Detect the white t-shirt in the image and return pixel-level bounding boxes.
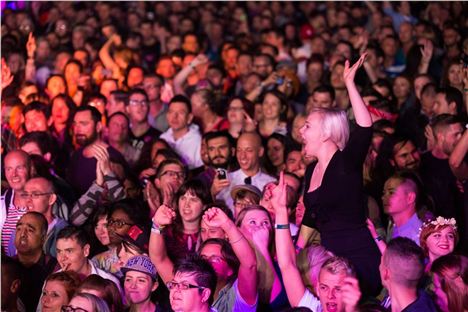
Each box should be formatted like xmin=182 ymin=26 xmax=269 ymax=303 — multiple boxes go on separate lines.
xmin=298 ymin=289 xmax=322 ymax=312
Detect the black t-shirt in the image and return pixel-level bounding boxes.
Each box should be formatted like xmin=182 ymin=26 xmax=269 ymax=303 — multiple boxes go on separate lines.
xmin=129 ymin=126 xmax=161 ymax=153
xmin=400 ymin=290 xmax=438 ymax=312
xmin=16 ymin=254 xmax=58 ymax=312
xmin=420 ymin=152 xmax=463 ymax=219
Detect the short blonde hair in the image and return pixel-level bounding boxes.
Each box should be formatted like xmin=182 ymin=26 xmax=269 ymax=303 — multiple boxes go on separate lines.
xmin=321 ymin=256 xmax=356 ymax=277
xmin=310 ymin=108 xmax=349 ymax=150
xmin=297 ymin=245 xmax=334 ymax=292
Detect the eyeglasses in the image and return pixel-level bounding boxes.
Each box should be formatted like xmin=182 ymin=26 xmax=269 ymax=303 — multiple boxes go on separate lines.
xmin=129 ymin=99 xmax=148 ymax=106
xmin=201 ymin=255 xmax=226 ymax=263
xmin=161 ymin=170 xmax=185 ymax=180
xmin=19 ymin=192 xmax=53 ymax=199
xmin=228 ymin=106 xmax=244 ymax=112
xmin=144 ymin=84 xmax=162 ymax=89
xmin=108 ymin=218 xmax=134 ymax=229
xmin=61 ymin=306 xmax=88 ymax=312
xmin=166 ymin=280 xmax=206 ymax=291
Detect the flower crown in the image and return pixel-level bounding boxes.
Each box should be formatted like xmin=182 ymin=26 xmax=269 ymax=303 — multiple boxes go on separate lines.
xmin=419 ymin=216 xmax=457 ymax=234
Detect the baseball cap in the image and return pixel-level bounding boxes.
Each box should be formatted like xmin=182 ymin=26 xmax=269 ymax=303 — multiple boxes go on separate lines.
xmin=230 ymin=184 xmax=262 ymax=201
xmin=121 ymin=255 xmax=158 ymax=281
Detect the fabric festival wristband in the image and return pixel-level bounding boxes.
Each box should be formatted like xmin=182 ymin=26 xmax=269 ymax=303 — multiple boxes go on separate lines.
xmin=275 ymin=224 xmax=289 ymax=230
xmin=151 ymin=222 xmax=164 ymax=234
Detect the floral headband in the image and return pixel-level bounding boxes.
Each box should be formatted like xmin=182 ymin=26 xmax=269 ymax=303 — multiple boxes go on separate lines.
xmin=419 ymin=216 xmax=457 ymax=234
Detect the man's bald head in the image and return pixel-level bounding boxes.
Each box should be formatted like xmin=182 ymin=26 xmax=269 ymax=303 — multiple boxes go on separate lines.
xmin=237 ymin=132 xmax=262 ymax=148
xmin=22 ymin=177 xmax=56 ymax=217
xmin=4 ymin=150 xmax=31 ymax=191
xmin=5 ymin=150 xmax=30 ymax=168
xmin=236 ymin=132 xmax=264 ymax=174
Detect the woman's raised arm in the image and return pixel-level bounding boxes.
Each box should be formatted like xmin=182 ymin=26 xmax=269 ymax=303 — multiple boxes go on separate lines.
xmin=343 ymin=53 xmax=372 ymax=128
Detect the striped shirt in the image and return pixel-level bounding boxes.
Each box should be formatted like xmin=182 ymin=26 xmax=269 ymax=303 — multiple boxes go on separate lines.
xmin=1 ymin=190 xmax=28 ymax=255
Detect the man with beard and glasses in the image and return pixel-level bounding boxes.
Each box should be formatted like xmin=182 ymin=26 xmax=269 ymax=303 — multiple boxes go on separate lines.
xmin=197 ymin=131 xmax=237 ymax=190
xmin=67 ymin=105 xmax=127 ymax=196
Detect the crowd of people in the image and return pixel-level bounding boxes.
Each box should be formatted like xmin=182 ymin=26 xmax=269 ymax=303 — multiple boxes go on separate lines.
xmin=1 ymin=1 xmax=468 ymax=312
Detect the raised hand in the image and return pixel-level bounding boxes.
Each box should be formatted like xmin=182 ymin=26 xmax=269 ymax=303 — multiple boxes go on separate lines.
xmin=139 ymin=168 xmax=157 ymax=180
xmin=95 ymin=157 xmax=104 ymax=186
xmin=424 ymin=124 xmax=435 ymax=151
xmin=1 ymin=58 xmax=13 ymax=90
xmin=190 ymin=54 xmax=209 ymax=68
xmin=366 ymin=218 xmax=378 ymax=239
xmin=419 ymin=38 xmax=434 ymax=64
xmin=341 ymin=277 xmax=361 ymax=312
xmin=202 ymin=207 xmax=230 ymax=229
xmin=210 ymin=171 xmax=230 ymax=197
xmin=146 ymin=182 xmax=161 ymax=216
xmin=243 ymin=111 xmax=257 ymax=132
xmin=26 ymin=32 xmax=36 ymax=59
xmin=91 ymin=143 xmax=112 ymax=176
xmin=251 ymin=224 xmax=270 ymax=251
xmin=263 ymin=71 xmax=280 ymax=87
xmin=161 ymin=182 xmax=175 ymax=207
xmin=153 ymin=204 xmax=176 ymax=227
xmin=111 ymin=34 xmax=122 ymax=46
xmin=270 ymin=171 xmax=288 ymax=213
xmin=462 ymin=66 xmax=468 ymax=90
xmin=343 ymin=53 xmax=367 ymax=85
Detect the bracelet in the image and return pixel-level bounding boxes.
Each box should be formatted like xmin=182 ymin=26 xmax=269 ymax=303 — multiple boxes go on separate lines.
xmin=374 ymin=236 xmax=383 ymax=242
xmin=230 ymin=236 xmax=244 ymax=244
xmin=151 ymin=222 xmax=164 ymax=235
xmin=275 ymin=224 xmax=289 ymax=230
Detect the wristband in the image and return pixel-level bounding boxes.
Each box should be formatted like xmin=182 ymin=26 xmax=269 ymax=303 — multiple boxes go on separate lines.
xmin=230 ymin=236 xmax=244 ymax=244
xmin=274 ymin=223 xmax=289 ymax=230
xmin=151 ymin=222 xmax=164 ymax=234
xmin=374 ymin=236 xmax=383 ymax=242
